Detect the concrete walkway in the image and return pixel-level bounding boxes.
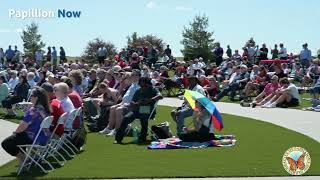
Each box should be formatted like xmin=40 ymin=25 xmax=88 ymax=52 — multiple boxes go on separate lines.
xmin=159 ymin=98 xmax=320 ymax=143
xmin=0 ymin=119 xmax=18 ymax=166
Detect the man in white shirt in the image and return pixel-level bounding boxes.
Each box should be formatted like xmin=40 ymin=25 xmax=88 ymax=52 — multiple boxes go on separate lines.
xmin=279 ymin=43 xmax=288 ymax=60
xmin=171 ymin=76 xmax=206 ymax=135
xmin=263 ymin=78 xmax=300 ymax=108
xmin=8 ymin=71 xmax=19 ymax=91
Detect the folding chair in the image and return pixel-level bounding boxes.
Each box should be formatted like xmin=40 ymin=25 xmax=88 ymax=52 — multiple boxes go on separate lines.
xmin=40 ymin=112 xmax=69 ymax=166
xmin=17 ymin=116 xmax=54 ymax=175
xmin=130 ymin=101 xmax=159 ymax=140
xmin=58 ymin=108 xmax=81 ymax=157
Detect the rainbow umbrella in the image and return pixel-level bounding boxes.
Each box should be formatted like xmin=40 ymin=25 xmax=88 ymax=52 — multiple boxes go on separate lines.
xmin=184 ymin=90 xmax=224 ymax=131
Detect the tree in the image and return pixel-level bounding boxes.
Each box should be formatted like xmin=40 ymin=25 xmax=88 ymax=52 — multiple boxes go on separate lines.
xmin=20 ymin=22 xmax=45 ymax=59
xmin=181 ymin=15 xmax=215 ymax=61
xmin=82 ymin=38 xmax=117 ymax=61
xmin=127 ymin=32 xmax=166 ymax=55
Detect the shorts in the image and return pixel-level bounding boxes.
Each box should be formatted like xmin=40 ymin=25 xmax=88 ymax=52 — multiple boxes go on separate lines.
xmin=287 ymin=97 xmax=299 ymax=106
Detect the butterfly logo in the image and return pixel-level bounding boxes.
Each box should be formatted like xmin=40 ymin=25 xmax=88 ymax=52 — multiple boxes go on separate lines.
xmin=286 ymin=153 xmax=305 ymax=172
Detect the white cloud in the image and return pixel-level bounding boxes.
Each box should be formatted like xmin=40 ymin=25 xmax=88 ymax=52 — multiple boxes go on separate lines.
xmin=15 ymin=28 xmax=23 ymax=33
xmin=0 ymin=28 xmax=11 ymax=33
xmin=146 ymin=1 xmax=157 ymax=9
xmin=0 ymin=28 xmax=23 ymax=33
xmin=175 ymin=6 xmax=193 ymax=11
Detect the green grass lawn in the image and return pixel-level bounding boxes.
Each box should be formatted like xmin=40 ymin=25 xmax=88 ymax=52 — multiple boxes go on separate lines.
xmin=0 ymin=106 xmax=319 ymax=179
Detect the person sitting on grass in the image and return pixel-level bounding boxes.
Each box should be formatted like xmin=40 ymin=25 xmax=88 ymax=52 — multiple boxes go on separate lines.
xmin=251 ymin=75 xmax=280 ymax=108
xmin=241 ymin=66 xmax=270 ymax=102
xmin=261 ymin=78 xmax=300 ymax=108
xmin=179 ymin=100 xmax=215 ymax=142
xmin=213 ymin=65 xmax=249 ymax=101
xmin=309 ymin=75 xmax=320 ymax=99
xmin=171 ymin=76 xmax=206 ymax=136
xmin=114 ymin=77 xmax=163 ymax=144
xmin=1 ymin=87 xmax=52 ymax=167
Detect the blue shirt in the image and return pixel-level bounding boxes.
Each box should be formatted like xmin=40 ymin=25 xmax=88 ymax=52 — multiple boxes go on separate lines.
xmin=23 ymin=106 xmax=50 ymax=145
xmin=5 ymin=49 xmax=15 ymax=59
xmin=122 ymin=82 xmax=140 ymax=104
xmin=300 ymin=48 xmax=312 ymax=61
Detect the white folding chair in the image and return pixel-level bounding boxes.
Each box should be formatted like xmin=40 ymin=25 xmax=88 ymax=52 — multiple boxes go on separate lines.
xmin=57 ymin=108 xmax=80 ymax=157
xmin=17 ymin=116 xmax=53 ymax=175
xmin=41 ymin=112 xmax=69 ymax=166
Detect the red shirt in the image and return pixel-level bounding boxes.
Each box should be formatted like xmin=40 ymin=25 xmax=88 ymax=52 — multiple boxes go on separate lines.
xmin=200 ymin=78 xmax=210 ymax=87
xmin=68 ymin=91 xmax=82 ymax=129
xmin=50 ymin=99 xmax=65 ymax=136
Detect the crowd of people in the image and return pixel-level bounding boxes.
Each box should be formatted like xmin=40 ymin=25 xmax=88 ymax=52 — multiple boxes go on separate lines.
xmin=1 ymin=39 xmax=320 ymax=163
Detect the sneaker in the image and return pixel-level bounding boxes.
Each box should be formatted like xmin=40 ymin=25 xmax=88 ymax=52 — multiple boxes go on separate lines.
xmin=261 ymin=102 xmax=270 ymax=108
xmin=269 ymin=102 xmax=277 ymax=108
xmin=106 ymin=130 xmax=116 ymax=136
xmin=99 ymin=127 xmax=111 ymax=134
xmin=113 ymin=140 xmax=123 ymax=144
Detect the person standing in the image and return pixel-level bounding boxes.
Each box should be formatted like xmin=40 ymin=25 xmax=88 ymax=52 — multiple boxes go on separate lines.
xmin=60 ymin=47 xmax=67 ymax=63
xmin=35 ymin=50 xmax=44 ymax=66
xmin=52 ymin=46 xmax=58 ymax=68
xmin=299 ymin=43 xmax=312 ymax=68
xmin=97 ymin=46 xmax=107 ymax=66
xmin=213 ymin=43 xmax=224 ymax=66
xmin=226 ymin=45 xmax=232 ymax=59
xmin=46 ymin=47 xmax=52 ymax=63
xmin=271 ymin=44 xmax=279 ymax=59
xmin=164 ymin=45 xmax=172 ymax=60
xmin=5 ymin=45 xmax=15 ymax=64
xmin=278 ymin=43 xmax=288 ymax=60
xmin=259 ymin=44 xmax=269 ymax=61
xmin=0 ymin=48 xmax=4 ymax=66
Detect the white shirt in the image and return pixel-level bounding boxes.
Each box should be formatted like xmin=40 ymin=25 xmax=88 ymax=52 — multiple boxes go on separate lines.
xmin=60 ymin=96 xmax=75 ymax=129
xmin=285 ymin=84 xmax=300 ymax=101
xmin=8 ymin=77 xmax=19 ymax=91
xmin=279 ymin=47 xmax=288 ymax=58
xmin=122 ymin=82 xmax=140 ymax=104
xmin=28 ymin=80 xmax=36 ymax=89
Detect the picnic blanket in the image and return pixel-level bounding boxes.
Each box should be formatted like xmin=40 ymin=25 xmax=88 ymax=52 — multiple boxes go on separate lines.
xmin=148 ymin=135 xmax=236 ymax=149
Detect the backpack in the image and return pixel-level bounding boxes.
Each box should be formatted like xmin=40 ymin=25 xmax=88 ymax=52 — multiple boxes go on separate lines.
xmin=151 ymin=121 xmax=172 ymax=139
xmin=71 ymin=123 xmax=87 ymax=150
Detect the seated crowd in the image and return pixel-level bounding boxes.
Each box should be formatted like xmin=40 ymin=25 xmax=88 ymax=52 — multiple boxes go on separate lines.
xmin=0 ymin=40 xmax=320 ymax=163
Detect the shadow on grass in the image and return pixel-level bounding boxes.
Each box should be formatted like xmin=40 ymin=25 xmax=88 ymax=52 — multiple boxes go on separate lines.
xmin=0 ymin=149 xmax=85 ymax=179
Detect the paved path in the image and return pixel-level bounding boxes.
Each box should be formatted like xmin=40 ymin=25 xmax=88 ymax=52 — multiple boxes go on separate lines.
xmin=159 ymin=98 xmax=320 ymax=143
xmin=0 ymin=119 xmax=18 ymax=166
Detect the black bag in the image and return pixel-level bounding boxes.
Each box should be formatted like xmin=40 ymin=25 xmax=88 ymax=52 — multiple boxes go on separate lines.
xmin=151 ymin=121 xmax=172 ymax=139
xmin=71 ymin=123 xmax=87 ymax=150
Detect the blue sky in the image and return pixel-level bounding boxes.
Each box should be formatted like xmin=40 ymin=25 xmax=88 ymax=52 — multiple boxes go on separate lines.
xmin=0 ymin=0 xmax=319 ymax=57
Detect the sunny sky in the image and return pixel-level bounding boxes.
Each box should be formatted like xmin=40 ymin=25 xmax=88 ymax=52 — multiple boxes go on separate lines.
xmin=1 ymin=0 xmax=320 ymax=57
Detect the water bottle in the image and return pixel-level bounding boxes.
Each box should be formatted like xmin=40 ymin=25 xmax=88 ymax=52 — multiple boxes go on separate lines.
xmin=133 ymin=127 xmax=139 ymax=143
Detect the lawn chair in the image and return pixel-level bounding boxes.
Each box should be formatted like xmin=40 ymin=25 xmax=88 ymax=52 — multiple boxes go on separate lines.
xmin=41 ymin=112 xmax=69 ymax=166
xmin=49 ymin=108 xmax=80 ymax=159
xmin=17 ymin=116 xmax=54 ymax=175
